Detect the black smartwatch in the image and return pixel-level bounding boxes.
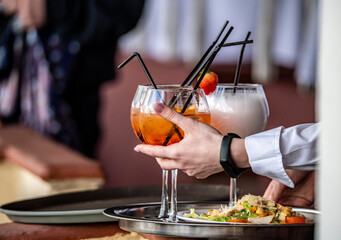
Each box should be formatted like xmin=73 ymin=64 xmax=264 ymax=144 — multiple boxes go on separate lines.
xmin=220 ymin=133 xmax=247 ymax=178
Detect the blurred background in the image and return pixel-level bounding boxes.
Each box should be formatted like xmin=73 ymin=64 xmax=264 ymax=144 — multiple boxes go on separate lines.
xmin=99 ymin=0 xmax=316 ymax=191
xmin=0 ymin=0 xmax=317 ymax=222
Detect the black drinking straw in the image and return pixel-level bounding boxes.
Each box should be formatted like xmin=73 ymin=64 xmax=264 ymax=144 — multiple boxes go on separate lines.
xmin=165 ymin=26 xmax=234 ymax=112
xmin=119 ymin=52 xmax=186 ymax=141
xmin=233 ymin=32 xmax=251 ymax=93
xmin=181 ymin=26 xmax=234 ymax=91
xmin=223 ymin=39 xmax=253 ymax=47
xmin=181 ymin=39 xmax=253 ymax=88
xmin=118 ymin=52 xmax=158 ymax=89
xmin=164 ymin=21 xmax=229 ymax=121
xmin=118 ymin=52 xmax=185 ymax=142
xmin=181 ymin=20 xmax=229 ymax=87
xmin=162 ymin=26 xmax=234 ymax=146
xmin=193 ymin=26 xmax=234 ymax=90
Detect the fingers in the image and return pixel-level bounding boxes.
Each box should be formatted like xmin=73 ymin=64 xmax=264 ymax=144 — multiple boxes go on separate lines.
xmin=263 ymin=181 xmax=274 ymax=199
xmin=153 ymin=103 xmax=196 ymax=132
xmin=278 ymin=195 xmax=313 ymax=208
xmin=263 ymin=180 xmax=286 ymax=202
xmin=2 ymin=0 xmax=18 ymax=15
xmin=134 ymin=145 xmax=179 ymax=170
xmin=134 ymin=144 xmax=171 ymax=159
xmin=157 ymin=158 xmax=210 ymax=179
xmin=16 ymin=0 xmax=46 ymax=29
xmin=279 ymin=171 xmax=315 ymax=208
xmin=156 ymin=157 xmax=178 ymax=170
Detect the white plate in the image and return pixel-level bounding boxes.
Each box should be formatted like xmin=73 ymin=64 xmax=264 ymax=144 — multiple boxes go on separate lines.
xmin=178 ymin=207 xmax=320 ymax=224
xmin=178 ymin=209 xmax=239 ymax=224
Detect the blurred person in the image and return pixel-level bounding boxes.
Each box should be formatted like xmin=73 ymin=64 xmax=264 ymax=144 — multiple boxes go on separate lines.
xmin=134 ymin=103 xmax=319 ymax=207
xmin=0 ymin=0 xmax=145 ymax=158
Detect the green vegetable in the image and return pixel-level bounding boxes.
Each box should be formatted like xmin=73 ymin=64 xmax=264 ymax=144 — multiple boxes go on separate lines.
xmin=235 ymin=210 xmax=249 ymax=219
xmin=183 ymin=209 xmax=209 ymax=220
xmin=241 ymin=201 xmax=259 ymax=219
xmin=243 ymin=201 xmax=251 ymax=209
xmin=213 ymin=216 xmax=230 ymax=222
xmin=183 ymin=202 xmax=261 ymax=223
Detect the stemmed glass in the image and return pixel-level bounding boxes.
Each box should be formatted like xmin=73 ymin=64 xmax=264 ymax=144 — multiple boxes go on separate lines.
xmin=206 ymin=83 xmax=269 ymax=206
xmin=131 ymin=84 xmax=170 ymax=218
xmin=138 ymin=86 xmax=210 ymax=221
xmin=131 ymin=85 xmax=150 ymax=143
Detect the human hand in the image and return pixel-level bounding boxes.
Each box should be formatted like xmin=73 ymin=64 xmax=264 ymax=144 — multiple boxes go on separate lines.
xmin=1 ymin=0 xmax=18 ymax=15
xmin=5 ymin=0 xmax=46 ymax=29
xmin=263 ymin=170 xmax=315 ymax=208
xmin=134 ymin=103 xmax=225 ymax=179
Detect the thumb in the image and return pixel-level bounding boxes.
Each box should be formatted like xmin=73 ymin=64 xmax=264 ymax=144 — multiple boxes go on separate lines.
xmin=263 ymin=180 xmax=286 ymax=202
xmin=154 ymin=103 xmax=194 ymax=132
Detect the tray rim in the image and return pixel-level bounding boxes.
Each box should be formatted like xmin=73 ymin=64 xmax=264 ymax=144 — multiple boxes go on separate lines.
xmin=0 ymin=207 xmax=103 ymax=217
xmin=104 ymin=201 xmax=318 ymax=227
xmin=103 ymin=201 xmax=318 ymax=238
xmin=0 ymin=184 xmax=230 ymax=224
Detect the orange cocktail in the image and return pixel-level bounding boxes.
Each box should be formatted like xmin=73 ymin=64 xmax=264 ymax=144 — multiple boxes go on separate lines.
xmin=130 ymin=108 xmax=143 ymax=142
xmin=139 ymin=107 xmax=210 ymax=145
xmin=138 ymin=86 xmax=210 ymax=221
xmin=139 ymin=86 xmax=211 ymax=146
xmin=130 ymin=85 xmax=151 ymax=143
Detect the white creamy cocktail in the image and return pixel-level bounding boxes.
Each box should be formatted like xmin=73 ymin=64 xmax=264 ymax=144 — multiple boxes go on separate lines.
xmin=206 ymin=83 xmax=269 ymax=206
xmin=206 ymin=84 xmax=269 ymax=137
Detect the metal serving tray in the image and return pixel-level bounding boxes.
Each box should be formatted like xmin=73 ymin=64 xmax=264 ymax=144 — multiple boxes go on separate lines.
xmin=0 ymin=184 xmax=229 ymax=224
xmin=104 ymin=202 xmax=318 ymax=240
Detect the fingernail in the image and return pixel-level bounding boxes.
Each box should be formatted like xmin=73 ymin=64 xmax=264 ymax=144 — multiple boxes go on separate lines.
xmin=154 ymin=103 xmax=164 ymax=113
xmin=134 ymin=146 xmax=140 ymax=152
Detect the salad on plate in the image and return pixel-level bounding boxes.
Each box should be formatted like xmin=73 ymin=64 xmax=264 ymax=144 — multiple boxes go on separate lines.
xmin=183 ymin=194 xmax=313 ymax=224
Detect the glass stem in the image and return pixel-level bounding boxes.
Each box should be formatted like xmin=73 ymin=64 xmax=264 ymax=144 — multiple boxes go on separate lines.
xmin=229 ymin=178 xmax=237 ymax=207
xmin=168 ymin=169 xmax=178 ymax=222
xmin=158 ymin=170 xmax=169 ymax=218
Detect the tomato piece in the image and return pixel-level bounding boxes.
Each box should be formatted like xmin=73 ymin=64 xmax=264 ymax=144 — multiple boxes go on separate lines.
xmin=285 ymin=216 xmax=306 ymax=224
xmin=228 ymin=219 xmax=248 ymax=223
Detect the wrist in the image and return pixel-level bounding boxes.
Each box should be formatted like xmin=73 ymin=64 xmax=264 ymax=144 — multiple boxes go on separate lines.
xmin=220 ymin=133 xmax=248 ymax=178
xmin=230 ymin=138 xmax=249 ymax=168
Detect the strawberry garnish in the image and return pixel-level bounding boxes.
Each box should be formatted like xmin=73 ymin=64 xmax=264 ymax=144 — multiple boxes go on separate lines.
xmin=199 ymin=70 xmax=218 ymax=95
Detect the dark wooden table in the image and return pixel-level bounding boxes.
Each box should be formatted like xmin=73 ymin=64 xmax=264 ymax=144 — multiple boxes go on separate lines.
xmin=0 ymin=222 xmax=199 ymax=240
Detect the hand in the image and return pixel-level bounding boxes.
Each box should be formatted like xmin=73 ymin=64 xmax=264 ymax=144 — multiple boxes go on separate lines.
xmin=134 ymin=103 xmax=225 ymax=179
xmin=1 ymin=0 xmax=18 ymax=15
xmin=2 ymin=0 xmax=46 ymax=29
xmin=263 ymin=169 xmax=315 ymax=208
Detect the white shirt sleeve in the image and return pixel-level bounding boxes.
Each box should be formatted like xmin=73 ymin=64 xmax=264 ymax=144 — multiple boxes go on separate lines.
xmin=245 ymin=123 xmax=320 ymax=188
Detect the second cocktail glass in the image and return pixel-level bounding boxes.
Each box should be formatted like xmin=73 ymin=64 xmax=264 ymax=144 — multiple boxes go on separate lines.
xmin=138 ymin=86 xmax=211 ymax=221
xmin=206 ymin=83 xmax=269 ymax=206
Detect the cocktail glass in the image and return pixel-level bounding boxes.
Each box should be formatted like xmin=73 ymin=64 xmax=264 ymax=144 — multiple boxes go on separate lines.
xmin=138 ymin=86 xmax=210 ymax=221
xmin=131 ymin=84 xmax=171 ymax=218
xmin=131 ymin=85 xmax=150 ymax=143
xmin=206 ymin=83 xmax=269 ymax=206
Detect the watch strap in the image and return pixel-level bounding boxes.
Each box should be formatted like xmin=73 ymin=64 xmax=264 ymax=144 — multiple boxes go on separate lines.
xmin=220 ymin=133 xmax=247 ymax=178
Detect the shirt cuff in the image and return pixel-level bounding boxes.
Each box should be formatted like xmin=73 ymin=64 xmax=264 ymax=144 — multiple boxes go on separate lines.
xmin=245 ymin=127 xmax=294 ymax=188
